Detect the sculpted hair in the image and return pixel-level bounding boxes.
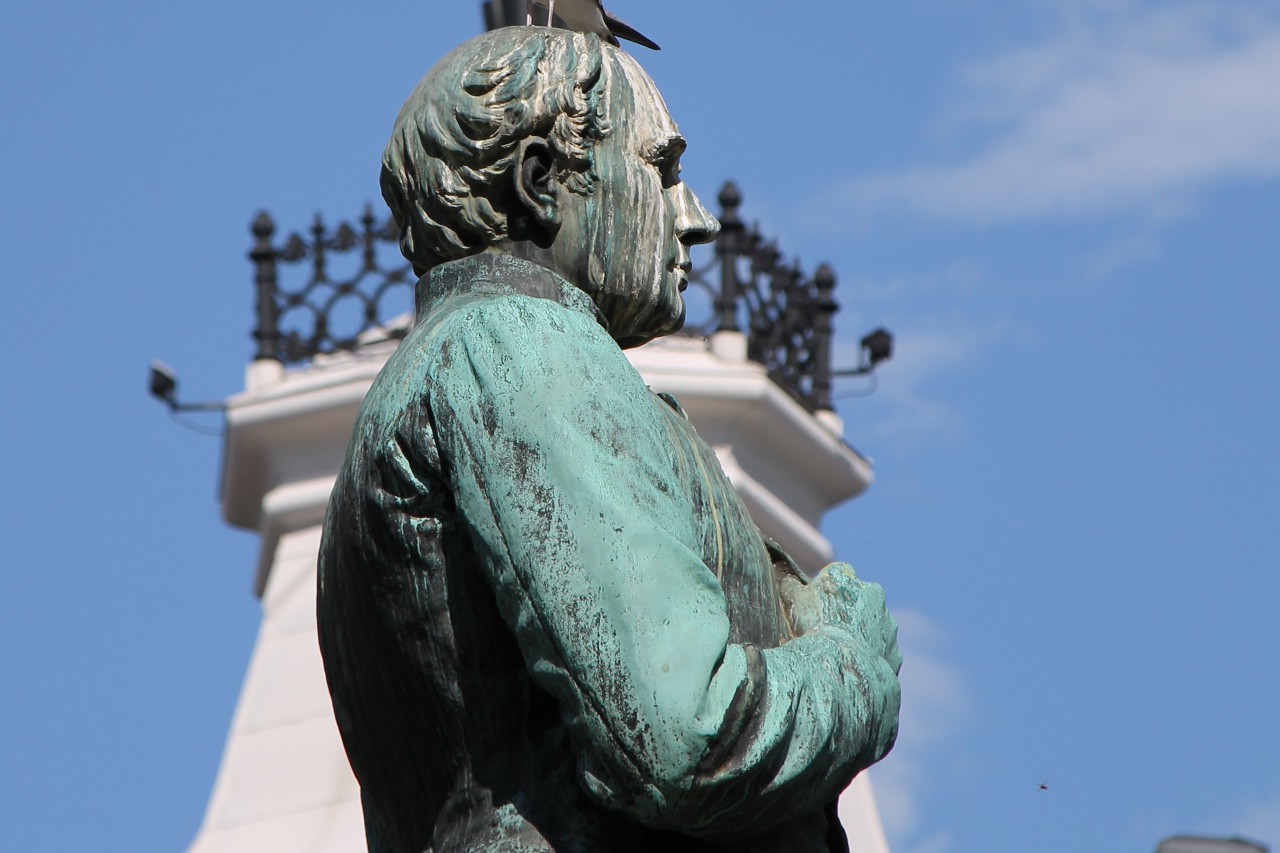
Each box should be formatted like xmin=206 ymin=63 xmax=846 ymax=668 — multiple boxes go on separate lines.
xmin=381 ymin=29 xmax=611 ymax=272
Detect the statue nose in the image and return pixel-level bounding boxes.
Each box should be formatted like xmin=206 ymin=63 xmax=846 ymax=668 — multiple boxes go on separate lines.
xmin=676 ymin=186 xmax=720 ymax=247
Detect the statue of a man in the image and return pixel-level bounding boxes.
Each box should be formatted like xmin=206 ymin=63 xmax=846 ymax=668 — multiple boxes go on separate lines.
xmin=318 ymin=27 xmax=901 ymax=853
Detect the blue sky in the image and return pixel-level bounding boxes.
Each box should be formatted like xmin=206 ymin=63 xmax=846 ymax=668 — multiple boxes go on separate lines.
xmin=2 ymin=1 xmax=1277 ymax=851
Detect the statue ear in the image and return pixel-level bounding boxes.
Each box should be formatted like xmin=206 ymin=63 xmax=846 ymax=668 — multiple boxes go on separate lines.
xmin=516 ymin=139 xmax=559 ymax=229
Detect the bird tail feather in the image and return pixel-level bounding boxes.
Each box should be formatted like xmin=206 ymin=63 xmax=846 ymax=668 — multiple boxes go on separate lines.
xmin=603 ymin=11 xmax=660 ymax=50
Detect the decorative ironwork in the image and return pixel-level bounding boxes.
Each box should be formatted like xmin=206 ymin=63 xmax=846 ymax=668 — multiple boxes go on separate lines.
xmin=249 ymin=182 xmax=843 ymax=411
xmin=680 ymin=182 xmax=839 ymax=412
xmin=250 ymin=207 xmax=414 ymax=363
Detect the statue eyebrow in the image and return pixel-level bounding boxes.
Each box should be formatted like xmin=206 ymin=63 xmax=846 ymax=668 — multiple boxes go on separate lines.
xmin=641 ymin=133 xmax=687 ymax=165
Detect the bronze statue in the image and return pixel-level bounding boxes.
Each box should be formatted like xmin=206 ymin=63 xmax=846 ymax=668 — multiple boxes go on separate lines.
xmin=318 ymin=27 xmax=901 ymax=853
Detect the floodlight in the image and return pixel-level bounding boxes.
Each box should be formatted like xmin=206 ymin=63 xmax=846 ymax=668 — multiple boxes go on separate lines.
xmin=861 ymin=328 xmax=893 ymax=368
xmin=832 ymin=327 xmax=894 ymax=378
xmin=147 ymin=361 xmax=226 ymax=414
xmin=149 ymin=361 xmax=178 ymax=408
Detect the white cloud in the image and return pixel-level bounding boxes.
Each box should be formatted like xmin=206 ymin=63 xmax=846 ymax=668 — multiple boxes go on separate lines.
xmin=842 ymin=261 xmax=986 ymax=304
xmin=837 ymin=3 xmax=1280 ymax=223
xmin=1081 ymin=228 xmax=1162 ymax=281
xmin=862 ymin=608 xmax=974 ymax=853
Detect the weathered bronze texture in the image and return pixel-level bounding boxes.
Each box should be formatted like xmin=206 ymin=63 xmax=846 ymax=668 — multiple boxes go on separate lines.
xmin=316 ymin=28 xmax=901 ymax=853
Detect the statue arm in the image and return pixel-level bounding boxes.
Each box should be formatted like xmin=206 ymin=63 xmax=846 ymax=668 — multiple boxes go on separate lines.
xmin=427 ymin=296 xmax=900 ymax=840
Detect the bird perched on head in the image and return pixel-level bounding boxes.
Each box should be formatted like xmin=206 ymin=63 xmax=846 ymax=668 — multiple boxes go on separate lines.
xmin=527 ymin=0 xmax=661 ymax=50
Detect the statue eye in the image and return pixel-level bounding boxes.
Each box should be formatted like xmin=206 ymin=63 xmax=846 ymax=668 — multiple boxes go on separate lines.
xmin=645 ymin=136 xmax=687 ymax=189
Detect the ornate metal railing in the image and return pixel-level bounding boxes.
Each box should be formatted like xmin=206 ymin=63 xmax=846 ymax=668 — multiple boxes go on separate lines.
xmin=682 ymin=183 xmax=839 ymax=412
xmin=249 ymin=207 xmax=415 ymax=363
xmin=249 ymin=182 xmax=843 ymax=411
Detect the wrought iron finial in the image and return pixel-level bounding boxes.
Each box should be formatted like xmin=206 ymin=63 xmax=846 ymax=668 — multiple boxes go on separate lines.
xmin=361 ymin=204 xmax=377 ymax=268
xmin=311 ymin=213 xmax=329 ymax=284
xmin=718 ymin=181 xmax=742 ymax=215
xmin=252 ymin=210 xmax=275 ymax=241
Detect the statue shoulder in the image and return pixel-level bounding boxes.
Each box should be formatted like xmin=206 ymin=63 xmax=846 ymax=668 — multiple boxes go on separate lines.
xmin=416 ymin=289 xmax=619 ymax=375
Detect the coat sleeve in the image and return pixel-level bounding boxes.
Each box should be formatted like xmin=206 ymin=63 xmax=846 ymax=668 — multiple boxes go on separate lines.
xmin=425 ymin=295 xmax=899 ymax=840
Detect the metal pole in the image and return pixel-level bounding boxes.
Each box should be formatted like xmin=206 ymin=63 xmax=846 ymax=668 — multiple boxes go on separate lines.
xmin=812 ymin=263 xmax=838 ymax=410
xmin=715 ymin=182 xmax=743 ymax=333
xmin=250 ymin=212 xmax=280 ymax=362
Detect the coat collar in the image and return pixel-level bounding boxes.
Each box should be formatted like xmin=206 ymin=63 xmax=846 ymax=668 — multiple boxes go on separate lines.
xmin=416 ymin=253 xmax=609 ymax=332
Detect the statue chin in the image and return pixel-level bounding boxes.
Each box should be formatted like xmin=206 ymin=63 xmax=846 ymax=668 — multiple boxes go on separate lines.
xmin=612 ymin=303 xmax=687 ymax=349
xmin=615 ymin=322 xmax=679 ymax=350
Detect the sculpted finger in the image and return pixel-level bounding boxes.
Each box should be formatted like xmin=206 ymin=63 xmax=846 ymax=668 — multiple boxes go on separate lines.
xmin=883 ymin=613 xmax=902 ymax=673
xmin=779 ymin=574 xmax=821 ymax=635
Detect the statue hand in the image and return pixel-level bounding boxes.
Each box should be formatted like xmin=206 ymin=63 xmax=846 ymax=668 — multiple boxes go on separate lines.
xmin=781 ymin=562 xmax=902 ymax=674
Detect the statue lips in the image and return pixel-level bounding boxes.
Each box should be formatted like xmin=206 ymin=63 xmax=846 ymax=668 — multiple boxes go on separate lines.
xmin=676 ymin=260 xmax=691 ymax=293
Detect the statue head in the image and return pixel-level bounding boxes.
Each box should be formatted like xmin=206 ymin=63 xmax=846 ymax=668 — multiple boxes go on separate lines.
xmin=381 ymin=28 xmax=719 ymax=347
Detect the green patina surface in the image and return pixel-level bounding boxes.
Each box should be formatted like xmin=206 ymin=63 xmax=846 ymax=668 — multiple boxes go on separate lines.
xmin=317 ymin=27 xmax=901 ymax=853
